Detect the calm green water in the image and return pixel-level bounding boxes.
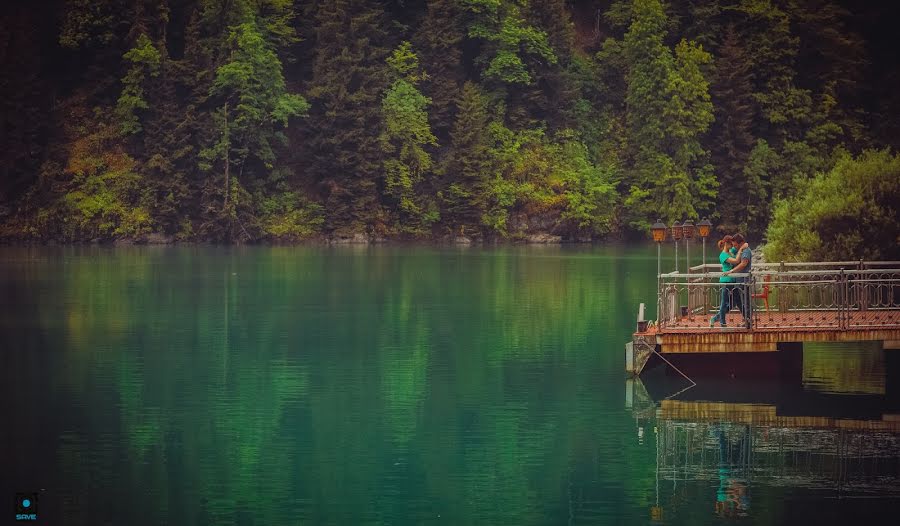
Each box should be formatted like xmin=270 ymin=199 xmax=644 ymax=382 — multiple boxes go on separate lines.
xmin=2 ymin=246 xmax=899 ymax=525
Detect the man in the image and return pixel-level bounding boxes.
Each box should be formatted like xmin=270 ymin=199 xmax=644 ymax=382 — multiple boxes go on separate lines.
xmin=725 ymin=233 xmax=752 ymax=328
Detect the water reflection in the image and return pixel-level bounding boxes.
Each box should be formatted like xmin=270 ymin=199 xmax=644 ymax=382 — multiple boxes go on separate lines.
xmin=5 ymin=246 xmax=899 ymax=525
xmin=631 ymin=342 xmax=900 ymax=523
xmin=2 ymin=245 xmax=662 ymax=525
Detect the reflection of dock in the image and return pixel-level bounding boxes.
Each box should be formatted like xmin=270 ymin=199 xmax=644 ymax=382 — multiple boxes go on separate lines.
xmin=653 ymin=418 xmax=900 ymax=497
xmin=627 ymin=373 xmax=900 ymax=519
xmin=660 ymin=400 xmax=900 ymax=432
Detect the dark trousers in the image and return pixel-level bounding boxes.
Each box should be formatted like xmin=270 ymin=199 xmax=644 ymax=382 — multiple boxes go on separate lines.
xmin=735 ymin=278 xmax=752 ymax=327
xmin=716 ymin=284 xmax=737 ymax=325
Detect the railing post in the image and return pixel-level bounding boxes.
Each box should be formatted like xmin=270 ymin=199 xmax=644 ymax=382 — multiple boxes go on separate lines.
xmin=839 ymin=268 xmax=848 ymax=330
xmin=858 ymin=259 xmax=868 ymax=312
xmin=703 ymin=270 xmax=709 ymax=317
xmin=778 ymin=261 xmax=787 ymax=313
xmin=748 ymin=275 xmax=755 ymax=330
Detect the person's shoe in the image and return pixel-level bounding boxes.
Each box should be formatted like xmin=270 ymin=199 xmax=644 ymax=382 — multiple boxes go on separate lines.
xmin=709 ymin=316 xmax=717 ymax=327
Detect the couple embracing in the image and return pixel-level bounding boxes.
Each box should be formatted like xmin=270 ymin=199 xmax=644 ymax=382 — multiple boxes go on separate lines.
xmin=710 ymin=234 xmax=753 ymax=329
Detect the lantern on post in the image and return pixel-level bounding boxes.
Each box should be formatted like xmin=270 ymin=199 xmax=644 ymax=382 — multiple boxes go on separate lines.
xmin=651 ymin=220 xmax=667 ymax=322
xmin=697 ymin=218 xmax=712 ymax=272
xmin=682 ymin=219 xmax=695 ymax=273
xmin=671 ymin=221 xmax=682 ymax=273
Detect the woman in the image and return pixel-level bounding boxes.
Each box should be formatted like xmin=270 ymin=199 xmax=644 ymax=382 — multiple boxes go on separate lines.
xmin=710 ymin=236 xmax=741 ymax=327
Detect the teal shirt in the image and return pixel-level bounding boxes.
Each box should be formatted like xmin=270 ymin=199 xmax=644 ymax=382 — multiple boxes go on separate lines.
xmin=719 ymin=248 xmax=736 ymax=283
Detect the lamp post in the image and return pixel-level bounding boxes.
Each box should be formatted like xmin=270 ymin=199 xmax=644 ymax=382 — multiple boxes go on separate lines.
xmin=682 ymin=219 xmax=695 ymax=274
xmin=671 ymin=221 xmax=682 ymax=273
xmin=651 ymin=220 xmax=667 ymax=322
xmin=697 ymin=218 xmax=712 ymax=273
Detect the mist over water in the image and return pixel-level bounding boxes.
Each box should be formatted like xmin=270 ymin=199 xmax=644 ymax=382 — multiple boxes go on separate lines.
xmin=2 ymin=246 xmax=898 ymax=524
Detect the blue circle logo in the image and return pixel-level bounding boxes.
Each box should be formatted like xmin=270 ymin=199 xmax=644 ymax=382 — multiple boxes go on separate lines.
xmin=22 ymin=499 xmax=31 ymax=508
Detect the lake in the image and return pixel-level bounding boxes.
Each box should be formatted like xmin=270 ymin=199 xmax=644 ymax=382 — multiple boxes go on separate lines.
xmin=2 ymin=246 xmax=899 ymax=524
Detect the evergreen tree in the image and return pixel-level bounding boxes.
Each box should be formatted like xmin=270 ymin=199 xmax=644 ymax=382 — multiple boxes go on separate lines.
xmin=305 ymin=0 xmax=391 ymax=236
xmin=412 ymin=0 xmax=466 ymax=139
xmin=115 ymin=34 xmax=161 ymax=135
xmin=200 ymin=19 xmax=309 ymax=240
xmin=710 ymin=24 xmax=755 ymax=230
xmin=742 ymin=138 xmax=780 ymax=233
xmin=621 ymin=0 xmax=715 ymax=229
xmin=520 ymin=0 xmax=581 ymax=131
xmin=3 ymin=0 xmax=899 ymax=249
xmin=441 ymin=82 xmax=495 ymax=236
xmin=733 ymin=0 xmax=810 ymax=144
xmin=463 ymin=0 xmax=556 ymax=87
xmin=0 ymin=5 xmax=56 ymax=205
xmin=380 ymin=42 xmax=439 ymax=236
xmin=786 ymin=0 xmax=867 ymax=147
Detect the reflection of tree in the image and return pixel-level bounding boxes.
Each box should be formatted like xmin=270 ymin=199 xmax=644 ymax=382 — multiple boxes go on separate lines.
xmin=802 ymin=342 xmax=885 ymax=394
xmin=25 ymin=245 xmax=663 ymax=524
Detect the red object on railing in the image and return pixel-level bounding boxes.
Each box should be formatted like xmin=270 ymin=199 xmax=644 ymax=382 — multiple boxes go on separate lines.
xmin=752 ymin=275 xmax=771 ymax=311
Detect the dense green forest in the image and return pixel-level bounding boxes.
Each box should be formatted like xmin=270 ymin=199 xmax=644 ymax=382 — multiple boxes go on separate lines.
xmin=0 ymin=0 xmax=897 ymax=254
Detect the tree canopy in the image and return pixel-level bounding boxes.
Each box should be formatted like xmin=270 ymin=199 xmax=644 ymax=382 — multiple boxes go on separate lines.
xmin=0 ymin=0 xmax=897 ymax=251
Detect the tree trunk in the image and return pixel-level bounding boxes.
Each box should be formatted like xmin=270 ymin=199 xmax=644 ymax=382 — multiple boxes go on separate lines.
xmin=223 ymin=102 xmax=232 ymax=240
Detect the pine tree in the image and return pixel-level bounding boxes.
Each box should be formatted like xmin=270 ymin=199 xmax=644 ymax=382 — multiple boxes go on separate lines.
xmin=304 ymin=0 xmax=391 ymax=236
xmin=520 ymin=0 xmax=580 ymax=131
xmin=441 ymin=82 xmax=495 ymax=236
xmin=200 ymin=19 xmax=309 ymax=241
xmin=412 ymin=0 xmax=466 ymax=140
xmin=115 ymin=34 xmax=161 ymax=135
xmin=786 ymin=0 xmax=867 ymax=148
xmin=710 ymin=24 xmax=755 ymax=230
xmin=380 ymin=42 xmax=439 ymax=236
xmin=463 ymin=0 xmax=556 ymax=87
xmin=621 ymin=0 xmax=715 ymax=229
xmin=733 ymin=0 xmax=810 ymax=144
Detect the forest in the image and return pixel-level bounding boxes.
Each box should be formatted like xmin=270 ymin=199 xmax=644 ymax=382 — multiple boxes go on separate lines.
xmin=0 ymin=0 xmax=897 ymax=257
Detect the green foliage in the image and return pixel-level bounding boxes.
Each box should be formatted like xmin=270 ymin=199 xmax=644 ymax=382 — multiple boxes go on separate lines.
xmin=304 ymin=0 xmax=391 ymax=235
xmin=555 ymin=137 xmax=618 ymax=236
xmin=258 ymin=191 xmax=324 ymax=240
xmin=207 ymin=21 xmax=308 ymax=170
xmin=59 ymin=0 xmax=120 ymax=48
xmin=463 ymin=0 xmax=557 ymax=85
xmin=621 ymin=0 xmax=715 ymax=231
xmin=765 ymin=150 xmax=900 ymax=261
xmin=711 ymin=25 xmax=756 ymax=230
xmin=198 ymin=19 xmax=308 ymax=241
xmin=412 ymin=0 xmax=467 ymax=139
xmin=21 ymin=118 xmax=154 ymax=240
xmin=441 ymin=82 xmax=496 ymax=235
xmin=115 ymin=34 xmax=161 ymax=135
xmin=381 ymin=43 xmax=439 ymax=236
xmin=1 ymin=0 xmax=893 ymax=243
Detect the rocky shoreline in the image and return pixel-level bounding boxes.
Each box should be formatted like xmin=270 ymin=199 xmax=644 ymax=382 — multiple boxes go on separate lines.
xmin=0 ymin=231 xmax=599 ymax=246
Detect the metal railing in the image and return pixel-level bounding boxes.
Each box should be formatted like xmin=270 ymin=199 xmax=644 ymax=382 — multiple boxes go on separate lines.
xmin=657 ymin=262 xmax=900 ymax=331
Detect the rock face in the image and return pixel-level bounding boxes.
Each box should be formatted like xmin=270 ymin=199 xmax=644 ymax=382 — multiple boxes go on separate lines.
xmin=752 ymin=243 xmax=766 ymax=266
xmin=144 ymin=233 xmax=174 ymax=244
xmin=526 ymin=233 xmax=562 ymax=244
xmin=508 ymin=212 xmax=557 ymax=234
xmin=330 ymin=233 xmax=369 ymax=244
xmin=453 ymin=236 xmax=472 ymax=245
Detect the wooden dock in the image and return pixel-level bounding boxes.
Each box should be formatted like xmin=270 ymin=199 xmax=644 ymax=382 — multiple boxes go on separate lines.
xmin=626 ymin=261 xmax=900 ymax=375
